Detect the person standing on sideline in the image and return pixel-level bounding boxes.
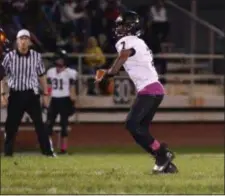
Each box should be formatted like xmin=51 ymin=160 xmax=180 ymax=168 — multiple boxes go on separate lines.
xmin=0 ymin=29 xmax=56 ymax=157
xmin=46 ymin=50 xmax=77 ymax=154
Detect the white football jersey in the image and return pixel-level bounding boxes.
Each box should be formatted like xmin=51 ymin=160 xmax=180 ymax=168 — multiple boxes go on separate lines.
xmin=115 ymin=35 xmax=159 ymax=92
xmin=47 ymin=67 xmax=78 ymax=98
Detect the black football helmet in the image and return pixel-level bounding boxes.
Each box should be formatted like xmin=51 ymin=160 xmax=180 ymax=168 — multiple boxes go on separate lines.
xmin=54 ymin=49 xmax=68 ymax=67
xmin=113 ymin=11 xmax=142 ymax=39
xmin=55 ymin=49 xmax=68 ymax=60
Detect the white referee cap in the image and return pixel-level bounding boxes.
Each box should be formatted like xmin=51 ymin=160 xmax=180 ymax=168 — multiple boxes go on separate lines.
xmin=16 ymin=29 xmax=30 ymax=38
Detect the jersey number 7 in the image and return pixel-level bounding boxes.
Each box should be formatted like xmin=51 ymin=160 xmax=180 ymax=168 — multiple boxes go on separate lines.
xmin=121 ymin=41 xmax=125 ymax=50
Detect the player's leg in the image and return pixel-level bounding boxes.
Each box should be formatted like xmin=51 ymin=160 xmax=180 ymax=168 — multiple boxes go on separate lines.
xmin=58 ymin=98 xmax=71 ymax=154
xmin=138 ymin=95 xmax=163 ymax=157
xmin=139 ymin=95 xmax=176 ymax=173
xmin=125 ymin=94 xmax=159 ymax=155
xmin=125 ymin=94 xmax=174 ymax=172
xmin=59 ymin=114 xmax=69 ymax=154
xmin=164 ymin=162 xmax=178 ymax=174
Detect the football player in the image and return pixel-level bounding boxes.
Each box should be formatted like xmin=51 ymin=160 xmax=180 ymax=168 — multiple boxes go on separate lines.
xmin=95 ymin=11 xmax=178 ymax=174
xmin=46 ymin=50 xmax=77 ymax=154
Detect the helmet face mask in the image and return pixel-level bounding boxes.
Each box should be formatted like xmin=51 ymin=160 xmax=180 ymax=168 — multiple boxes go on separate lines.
xmin=55 ymin=58 xmax=65 ymax=68
xmin=114 ymin=22 xmax=128 ymax=38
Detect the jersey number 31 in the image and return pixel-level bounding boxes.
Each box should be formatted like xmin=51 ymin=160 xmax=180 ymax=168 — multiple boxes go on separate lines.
xmin=52 ymin=78 xmax=63 ymax=90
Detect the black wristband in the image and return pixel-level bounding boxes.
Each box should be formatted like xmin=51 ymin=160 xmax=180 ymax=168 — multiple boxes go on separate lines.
xmin=1 ymin=92 xmax=6 ymax=96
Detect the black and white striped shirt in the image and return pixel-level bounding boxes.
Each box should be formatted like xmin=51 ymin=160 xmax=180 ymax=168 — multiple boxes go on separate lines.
xmin=1 ymin=49 xmax=45 ymax=94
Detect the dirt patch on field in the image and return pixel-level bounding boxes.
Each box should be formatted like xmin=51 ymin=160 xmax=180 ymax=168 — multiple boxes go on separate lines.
xmin=0 ymin=123 xmax=224 ymax=151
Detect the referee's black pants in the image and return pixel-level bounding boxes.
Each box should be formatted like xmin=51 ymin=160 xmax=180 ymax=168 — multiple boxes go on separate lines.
xmin=4 ymin=89 xmax=54 ymax=156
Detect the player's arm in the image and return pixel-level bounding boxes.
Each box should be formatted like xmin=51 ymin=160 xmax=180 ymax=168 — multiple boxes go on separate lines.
xmin=47 ymin=76 xmax=52 ymax=95
xmin=95 ymin=49 xmax=133 ymax=82
xmin=46 ymin=69 xmax=52 ymax=95
xmin=69 ymin=79 xmax=76 ymax=102
xmin=107 ymin=49 xmax=132 ymax=75
xmin=69 ymin=69 xmax=77 ymax=102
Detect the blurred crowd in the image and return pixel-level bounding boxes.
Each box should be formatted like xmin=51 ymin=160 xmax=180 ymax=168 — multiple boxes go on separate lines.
xmin=0 ymin=0 xmax=170 ymax=52
xmin=0 ymin=0 xmax=171 ymax=95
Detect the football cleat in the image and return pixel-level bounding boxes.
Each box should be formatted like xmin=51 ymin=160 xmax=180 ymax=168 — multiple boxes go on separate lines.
xmin=152 ymin=143 xmax=175 ymax=174
xmin=163 ymin=162 xmax=179 ymax=174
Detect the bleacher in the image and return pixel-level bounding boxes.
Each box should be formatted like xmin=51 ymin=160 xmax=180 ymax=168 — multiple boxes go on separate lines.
xmin=40 ymin=52 xmax=225 ymax=123
xmin=0 ymin=0 xmax=224 ymax=125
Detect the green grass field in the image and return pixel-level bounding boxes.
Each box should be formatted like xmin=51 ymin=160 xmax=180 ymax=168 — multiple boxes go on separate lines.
xmin=1 ymin=147 xmax=224 ymax=194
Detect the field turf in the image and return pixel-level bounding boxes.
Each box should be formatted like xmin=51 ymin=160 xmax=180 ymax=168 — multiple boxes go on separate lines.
xmin=1 ymin=147 xmax=224 ymax=194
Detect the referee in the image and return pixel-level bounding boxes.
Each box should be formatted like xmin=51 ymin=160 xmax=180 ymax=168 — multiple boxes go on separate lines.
xmin=0 ymin=29 xmax=55 ymax=157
